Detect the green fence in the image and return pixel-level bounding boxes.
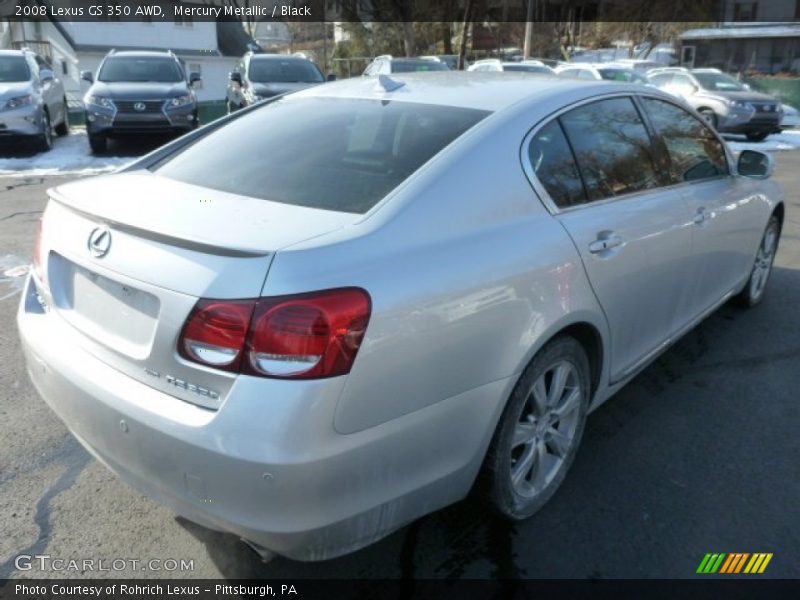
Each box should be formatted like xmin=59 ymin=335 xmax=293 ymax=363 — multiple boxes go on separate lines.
xmin=744 ymin=77 xmax=800 ymax=107
xmin=68 ymin=100 xmax=229 ymax=128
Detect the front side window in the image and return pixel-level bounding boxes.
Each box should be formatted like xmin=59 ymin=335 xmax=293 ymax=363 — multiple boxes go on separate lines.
xmin=0 ymin=56 xmax=30 ymax=82
xmin=98 ymin=56 xmax=184 ymax=83
xmin=528 ymin=120 xmax=586 ymax=209
xmin=642 ymin=97 xmax=728 ymax=182
xmin=559 ymin=97 xmax=659 ymax=201
xmin=248 ymin=59 xmax=324 ymax=84
xmin=154 ymin=97 xmax=489 ymax=214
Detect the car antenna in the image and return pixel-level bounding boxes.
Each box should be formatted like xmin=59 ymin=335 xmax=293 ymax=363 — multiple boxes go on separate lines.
xmin=376 ymin=74 xmax=405 ymax=92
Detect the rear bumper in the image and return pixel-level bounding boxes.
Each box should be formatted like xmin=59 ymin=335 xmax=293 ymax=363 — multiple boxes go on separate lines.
xmin=17 ymin=275 xmax=504 ymax=560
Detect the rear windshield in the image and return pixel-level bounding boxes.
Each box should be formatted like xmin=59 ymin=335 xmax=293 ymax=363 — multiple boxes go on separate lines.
xmin=248 ymin=58 xmax=324 ymax=83
xmin=0 ymin=56 xmax=30 ymax=82
xmin=153 ymin=97 xmax=489 ymax=214
xmin=392 ymin=60 xmax=450 ymax=73
xmin=99 ymin=56 xmax=184 ymax=83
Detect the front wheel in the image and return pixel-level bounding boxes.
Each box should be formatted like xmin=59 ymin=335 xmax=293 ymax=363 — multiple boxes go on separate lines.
xmin=88 ymin=133 xmax=107 ymax=155
xmin=481 ymin=336 xmax=590 ymax=520
xmin=746 ymin=132 xmax=770 ymax=142
xmin=699 ymin=108 xmax=718 ymax=129
xmin=36 ymin=111 xmax=53 ymax=152
xmin=737 ymin=215 xmax=780 ymax=307
xmin=55 ymin=98 xmax=70 ymax=136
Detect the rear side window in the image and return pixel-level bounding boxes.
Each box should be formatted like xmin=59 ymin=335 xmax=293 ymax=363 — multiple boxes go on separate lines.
xmin=154 ymin=97 xmax=489 ymax=214
xmin=559 ymin=97 xmax=659 ymax=201
xmin=642 ymin=98 xmax=728 ymax=182
xmin=528 ymin=120 xmax=586 ymax=208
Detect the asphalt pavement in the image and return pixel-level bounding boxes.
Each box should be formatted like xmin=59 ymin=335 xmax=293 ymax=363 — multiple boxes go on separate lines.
xmin=1 ymin=154 xmax=798 ymax=580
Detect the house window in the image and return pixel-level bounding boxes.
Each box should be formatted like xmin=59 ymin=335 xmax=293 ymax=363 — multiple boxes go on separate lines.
xmin=733 ymin=1 xmax=758 ymax=21
xmin=61 ymin=59 xmax=69 ymax=76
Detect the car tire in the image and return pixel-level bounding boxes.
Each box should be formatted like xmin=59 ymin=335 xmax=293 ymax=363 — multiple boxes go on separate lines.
xmin=736 ymin=214 xmax=781 ymax=308
xmin=36 ymin=111 xmax=53 ymax=152
xmin=698 ymin=108 xmax=718 ymax=129
xmin=55 ymin=99 xmax=70 ymax=136
xmin=481 ymin=335 xmax=590 ymax=520
xmin=746 ymin=132 xmax=770 ymax=142
xmin=88 ymin=133 xmax=107 ymax=155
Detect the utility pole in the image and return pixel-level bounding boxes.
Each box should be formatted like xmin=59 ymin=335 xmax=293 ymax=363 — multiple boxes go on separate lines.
xmin=523 ymin=0 xmax=535 ymax=59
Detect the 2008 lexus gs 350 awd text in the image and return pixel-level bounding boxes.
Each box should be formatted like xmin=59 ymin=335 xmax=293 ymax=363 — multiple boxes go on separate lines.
xmin=18 ymin=72 xmax=784 ymax=561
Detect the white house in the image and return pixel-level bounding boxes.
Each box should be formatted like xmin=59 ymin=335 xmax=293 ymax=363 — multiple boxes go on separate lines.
xmin=3 ymin=8 xmax=254 ymax=104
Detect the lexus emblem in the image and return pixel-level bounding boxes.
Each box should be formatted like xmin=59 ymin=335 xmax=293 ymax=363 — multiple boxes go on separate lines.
xmin=87 ymin=226 xmax=112 ymax=258
xmin=133 ymin=102 xmax=146 ymax=112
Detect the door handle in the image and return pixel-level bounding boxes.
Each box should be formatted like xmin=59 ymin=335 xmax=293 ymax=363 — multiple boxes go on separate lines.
xmin=694 ymin=207 xmax=712 ymax=224
xmin=588 ymin=233 xmax=623 ymax=254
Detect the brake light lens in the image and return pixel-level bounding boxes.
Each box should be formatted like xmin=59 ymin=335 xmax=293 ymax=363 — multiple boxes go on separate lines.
xmin=179 ymin=300 xmax=255 ymax=372
xmin=178 ymin=288 xmax=371 ymax=379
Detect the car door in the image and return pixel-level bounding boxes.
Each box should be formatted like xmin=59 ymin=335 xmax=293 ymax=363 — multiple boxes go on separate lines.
xmin=527 ymin=96 xmax=696 ymax=383
xmin=640 ymin=96 xmax=764 ymax=314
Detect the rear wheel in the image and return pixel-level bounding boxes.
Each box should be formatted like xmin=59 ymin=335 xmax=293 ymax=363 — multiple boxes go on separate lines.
xmin=482 ymin=336 xmax=590 ymax=520
xmin=737 ymin=215 xmax=780 ymax=307
xmin=55 ymin=98 xmax=70 ymax=136
xmin=746 ymin=131 xmax=769 ymax=142
xmin=88 ymin=133 xmax=107 ymax=155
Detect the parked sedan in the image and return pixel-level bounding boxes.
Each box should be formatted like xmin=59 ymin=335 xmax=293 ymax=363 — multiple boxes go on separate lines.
xmin=555 ymin=62 xmax=651 ymax=85
xmin=19 ymin=73 xmax=783 ymax=562
xmin=468 ymin=59 xmax=555 ymax=75
xmin=0 ymin=49 xmax=69 ymax=151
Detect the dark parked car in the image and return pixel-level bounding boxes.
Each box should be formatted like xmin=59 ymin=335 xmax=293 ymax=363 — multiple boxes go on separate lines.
xmin=226 ymin=52 xmax=326 ymax=112
xmin=81 ymin=50 xmax=200 ymax=154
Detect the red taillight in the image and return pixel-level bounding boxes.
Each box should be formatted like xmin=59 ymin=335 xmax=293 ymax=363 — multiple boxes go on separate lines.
xmin=178 ymin=288 xmax=371 ymax=379
xmin=179 ymin=300 xmax=255 ymax=372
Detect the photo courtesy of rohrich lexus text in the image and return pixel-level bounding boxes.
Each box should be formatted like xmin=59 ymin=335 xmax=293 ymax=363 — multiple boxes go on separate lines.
xmin=0 ymin=0 xmax=798 ymax=598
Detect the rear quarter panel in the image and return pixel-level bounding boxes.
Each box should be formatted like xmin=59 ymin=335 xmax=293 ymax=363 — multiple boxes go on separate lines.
xmin=262 ymin=105 xmax=609 ymax=434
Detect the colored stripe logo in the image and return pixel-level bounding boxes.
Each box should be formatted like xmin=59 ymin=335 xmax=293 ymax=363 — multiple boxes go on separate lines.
xmin=697 ymin=553 xmax=773 ymax=574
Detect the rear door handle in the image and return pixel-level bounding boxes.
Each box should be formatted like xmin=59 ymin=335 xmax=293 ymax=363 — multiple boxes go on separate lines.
xmin=588 ymin=233 xmax=623 ymax=254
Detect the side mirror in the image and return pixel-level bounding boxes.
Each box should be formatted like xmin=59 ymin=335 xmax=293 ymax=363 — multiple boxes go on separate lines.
xmin=189 ymin=72 xmax=202 ymax=85
xmin=738 ymin=149 xmax=774 ymax=179
xmin=40 ymin=69 xmax=55 ymax=83
xmin=80 ymin=70 xmax=94 ymax=84
xmin=326 ymin=73 xmax=337 ymax=82
xmin=229 ymin=71 xmax=242 ymax=85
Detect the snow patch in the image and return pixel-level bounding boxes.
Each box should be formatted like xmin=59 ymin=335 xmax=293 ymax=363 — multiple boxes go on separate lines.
xmin=725 ymin=130 xmax=800 ymax=153
xmin=0 ymin=131 xmax=133 ymax=177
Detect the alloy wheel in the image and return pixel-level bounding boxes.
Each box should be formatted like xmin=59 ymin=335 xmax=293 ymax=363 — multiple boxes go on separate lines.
xmin=509 ymin=360 xmax=583 ymax=498
xmin=749 ymin=220 xmax=779 ymax=301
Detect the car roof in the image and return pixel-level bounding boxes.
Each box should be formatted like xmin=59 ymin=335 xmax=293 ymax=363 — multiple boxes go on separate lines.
xmin=288 ymin=71 xmax=649 ymax=112
xmin=249 ymin=54 xmax=311 ymax=61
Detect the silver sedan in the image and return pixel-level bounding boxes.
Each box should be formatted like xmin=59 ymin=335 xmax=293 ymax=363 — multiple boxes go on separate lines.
xmin=18 ymin=72 xmax=784 ymax=561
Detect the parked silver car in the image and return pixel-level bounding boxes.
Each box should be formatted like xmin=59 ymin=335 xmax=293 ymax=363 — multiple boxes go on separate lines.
xmin=18 ymin=73 xmax=784 ymax=561
xmin=0 ymin=49 xmax=69 ymax=151
xmin=647 ymin=67 xmax=782 ymax=141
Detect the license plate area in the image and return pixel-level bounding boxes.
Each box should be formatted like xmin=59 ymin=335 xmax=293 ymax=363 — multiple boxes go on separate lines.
xmin=50 ymin=254 xmax=160 ymax=359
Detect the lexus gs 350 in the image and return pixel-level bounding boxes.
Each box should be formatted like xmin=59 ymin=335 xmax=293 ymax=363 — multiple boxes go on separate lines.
xmin=18 ymin=72 xmax=784 ymax=561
